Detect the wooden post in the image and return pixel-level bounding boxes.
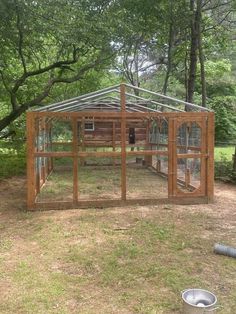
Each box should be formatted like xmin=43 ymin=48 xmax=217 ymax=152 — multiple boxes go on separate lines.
xmin=45 ymin=119 xmax=49 ymax=177
xmin=185 ymin=168 xmax=190 ymax=188
xmin=200 ymin=116 xmax=207 ymax=195
xmin=120 ymin=84 xmax=127 ymax=201
xmin=35 ymin=118 xmax=40 ymax=194
xmin=27 ymin=112 xmax=36 ymax=210
xmin=112 ymin=121 xmax=116 ymax=166
xmin=81 ymin=117 xmax=85 ymax=166
xmin=207 ymin=112 xmax=215 ymax=202
xmin=168 ymin=118 xmax=175 ymax=198
xmin=42 ymin=117 xmax=46 ymax=183
xmin=73 ymin=117 xmax=79 ymax=204
xmin=145 ymin=119 xmax=152 ymax=166
xmin=45 ymin=118 xmax=53 ymax=176
xmin=156 ymin=159 xmax=161 ymax=172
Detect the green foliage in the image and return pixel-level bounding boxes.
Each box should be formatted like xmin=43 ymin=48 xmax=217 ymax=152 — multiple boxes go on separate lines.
xmin=215 ymin=152 xmax=232 ymax=178
xmin=0 ymin=140 xmax=26 ymax=179
xmin=215 ymin=146 xmax=235 ymax=162
xmin=202 ymin=59 xmax=236 ymax=97
xmin=209 ymin=96 xmax=236 ymax=141
xmin=205 ymin=59 xmax=231 ymax=78
xmin=214 ymin=146 xmax=236 ymax=181
xmin=0 ymin=0 xmax=235 ymax=176
xmin=0 ymin=0 xmax=120 ymax=133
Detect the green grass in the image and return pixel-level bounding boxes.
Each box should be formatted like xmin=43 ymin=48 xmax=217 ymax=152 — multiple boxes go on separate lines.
xmin=214 ymin=146 xmax=235 ymax=162
xmin=37 ymin=163 xmax=168 ymax=202
xmin=0 ymin=197 xmax=236 ymax=313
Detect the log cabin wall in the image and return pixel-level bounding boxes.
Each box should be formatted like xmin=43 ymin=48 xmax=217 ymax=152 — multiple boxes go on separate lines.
xmin=80 ymin=121 xmax=147 ymax=147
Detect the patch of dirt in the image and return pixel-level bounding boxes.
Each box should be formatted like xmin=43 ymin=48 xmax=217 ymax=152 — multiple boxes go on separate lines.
xmin=0 ymin=176 xmax=27 ymax=215
xmin=0 ymin=175 xmax=236 ymax=313
xmin=0 ymin=175 xmax=236 ymax=220
xmin=1 ymin=175 xmax=235 ymax=261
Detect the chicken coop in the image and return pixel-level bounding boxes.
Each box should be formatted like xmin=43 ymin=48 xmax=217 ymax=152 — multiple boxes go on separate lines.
xmin=26 ymin=83 xmax=214 ymax=210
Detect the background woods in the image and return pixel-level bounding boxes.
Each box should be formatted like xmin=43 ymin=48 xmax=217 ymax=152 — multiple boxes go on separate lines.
xmin=0 ymin=0 xmax=236 ymax=178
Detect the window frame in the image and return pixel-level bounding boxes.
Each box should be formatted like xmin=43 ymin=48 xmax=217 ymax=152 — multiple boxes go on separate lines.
xmin=84 ymin=121 xmax=95 ymax=131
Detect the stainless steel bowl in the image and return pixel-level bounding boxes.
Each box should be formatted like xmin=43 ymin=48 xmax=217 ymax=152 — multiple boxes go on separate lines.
xmin=182 ymin=289 xmax=218 ymax=314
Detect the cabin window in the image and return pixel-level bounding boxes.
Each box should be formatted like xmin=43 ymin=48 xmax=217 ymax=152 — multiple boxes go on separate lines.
xmin=84 ymin=122 xmax=94 ymax=131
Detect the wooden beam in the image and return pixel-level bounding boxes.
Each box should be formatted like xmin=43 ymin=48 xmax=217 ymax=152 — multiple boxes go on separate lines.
xmin=120 ymin=83 xmax=127 ymax=201
xmin=81 ymin=117 xmax=85 ymax=166
xmin=51 ymin=141 xmax=73 ymax=146
xmin=35 ymin=118 xmax=40 ymax=194
xmin=41 ymin=117 xmax=46 ymax=184
xmin=78 ymin=151 xmax=120 ymax=158
xmin=32 ymin=111 xmax=210 ymax=119
xmin=27 ymin=112 xmax=36 ymax=210
xmin=177 ymin=153 xmax=207 ymax=159
xmin=200 ymin=116 xmax=207 ymax=195
xmin=206 ymin=112 xmax=215 ymax=201
xmin=34 ymin=196 xmax=209 ymax=210
xmin=168 ymin=118 xmax=175 ymax=198
xmin=35 ymin=152 xmax=74 ymax=157
xmin=145 ymin=120 xmax=152 ymax=166
xmin=34 ymin=150 xmax=169 ymax=158
xmin=127 ymin=150 xmax=168 ymax=156
xmin=72 ymin=117 xmax=78 ymax=204
xmin=112 ymin=121 xmax=116 ymax=166
xmin=185 ymin=168 xmax=190 ymax=187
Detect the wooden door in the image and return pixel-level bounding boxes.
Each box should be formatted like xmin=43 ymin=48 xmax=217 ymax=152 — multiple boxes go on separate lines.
xmin=171 ymin=117 xmax=208 ymax=197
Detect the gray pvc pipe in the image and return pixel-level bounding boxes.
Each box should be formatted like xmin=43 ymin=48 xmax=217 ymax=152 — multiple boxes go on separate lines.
xmin=214 ymin=243 xmax=236 ymax=258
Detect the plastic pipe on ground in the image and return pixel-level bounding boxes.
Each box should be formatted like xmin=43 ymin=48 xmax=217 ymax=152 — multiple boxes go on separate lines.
xmin=214 ymin=243 xmax=236 ymax=258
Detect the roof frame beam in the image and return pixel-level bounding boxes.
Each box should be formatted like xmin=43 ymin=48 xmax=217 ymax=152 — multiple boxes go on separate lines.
xmin=124 ymin=83 xmax=212 ymax=112
xmin=34 ymin=84 xmax=120 ymax=111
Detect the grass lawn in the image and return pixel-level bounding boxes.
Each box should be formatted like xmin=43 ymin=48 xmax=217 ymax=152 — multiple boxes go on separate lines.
xmin=214 ymin=146 xmax=235 ymax=162
xmin=37 ymin=162 xmax=167 ymax=203
xmin=0 ymin=177 xmax=236 ymax=313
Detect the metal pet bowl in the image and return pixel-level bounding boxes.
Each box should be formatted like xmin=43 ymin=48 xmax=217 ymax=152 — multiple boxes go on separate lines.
xmin=182 ymin=289 xmax=218 ymax=313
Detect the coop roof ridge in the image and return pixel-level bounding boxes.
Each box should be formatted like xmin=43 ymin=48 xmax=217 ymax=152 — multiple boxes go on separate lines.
xmin=31 ymin=83 xmax=212 ymax=113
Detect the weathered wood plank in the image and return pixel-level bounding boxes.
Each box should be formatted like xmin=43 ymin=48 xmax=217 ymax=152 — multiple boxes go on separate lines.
xmin=27 ymin=112 xmax=36 ymax=210
xmin=120 ymin=84 xmax=127 ymax=201
xmin=72 ymin=117 xmax=78 ymax=204
xmin=207 ymin=112 xmax=215 ymax=201
xmin=168 ymin=118 xmax=174 ymax=198
xmin=35 ymin=152 xmax=74 ymax=157
xmin=33 ymin=111 xmax=210 ymax=119
xmin=33 ymin=196 xmax=209 ymax=211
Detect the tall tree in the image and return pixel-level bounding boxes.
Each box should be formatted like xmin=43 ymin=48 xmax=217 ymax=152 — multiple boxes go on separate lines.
xmin=162 ymin=0 xmax=174 ymax=95
xmin=0 ymin=0 xmax=117 ymax=133
xmin=187 ymin=0 xmax=201 ymax=104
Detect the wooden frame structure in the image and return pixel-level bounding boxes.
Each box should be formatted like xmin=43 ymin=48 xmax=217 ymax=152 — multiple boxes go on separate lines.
xmin=27 ymin=83 xmax=214 ymax=210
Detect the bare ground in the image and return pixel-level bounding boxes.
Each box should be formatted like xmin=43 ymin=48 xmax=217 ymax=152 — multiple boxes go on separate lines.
xmin=0 ymin=176 xmax=236 ymax=313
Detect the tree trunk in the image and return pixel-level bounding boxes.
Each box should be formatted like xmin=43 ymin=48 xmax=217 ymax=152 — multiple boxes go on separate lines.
xmin=133 ymin=52 xmax=140 ymax=96
xmin=0 ymin=105 xmax=28 ymax=132
xmin=184 ymin=49 xmax=189 ymax=102
xmin=197 ymin=0 xmax=207 ymax=107
xmin=187 ymin=0 xmax=199 ymax=106
xmin=163 ymin=0 xmax=174 ymax=95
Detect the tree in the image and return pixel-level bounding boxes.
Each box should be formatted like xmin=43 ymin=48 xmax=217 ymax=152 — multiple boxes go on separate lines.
xmin=0 ymin=0 xmax=117 ymax=134
xmin=186 ymin=0 xmax=234 ymax=105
